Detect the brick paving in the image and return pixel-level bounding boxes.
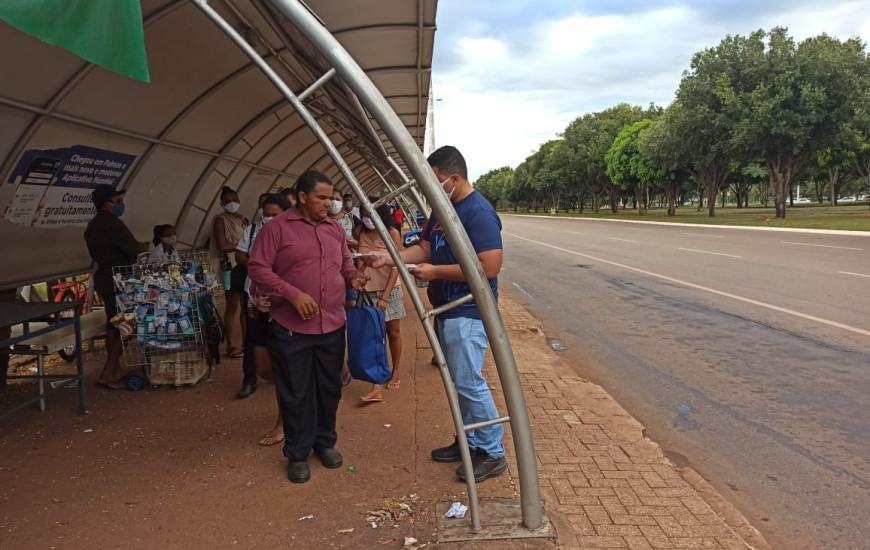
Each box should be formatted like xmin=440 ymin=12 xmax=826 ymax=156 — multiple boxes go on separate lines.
xmin=424 ymin=288 xmax=768 ymax=550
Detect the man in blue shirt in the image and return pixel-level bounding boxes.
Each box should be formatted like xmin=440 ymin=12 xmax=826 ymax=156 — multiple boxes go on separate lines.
xmin=367 ymin=145 xmax=506 ymax=482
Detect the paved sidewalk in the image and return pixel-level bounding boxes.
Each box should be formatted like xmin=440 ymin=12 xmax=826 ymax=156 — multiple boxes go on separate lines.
xmin=0 ymin=286 xmax=768 ymax=549
xmin=489 ymin=292 xmax=768 ymax=550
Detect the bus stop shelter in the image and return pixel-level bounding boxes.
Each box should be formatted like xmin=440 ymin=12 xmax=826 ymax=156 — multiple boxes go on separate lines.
xmin=0 ymin=0 xmax=544 ymax=539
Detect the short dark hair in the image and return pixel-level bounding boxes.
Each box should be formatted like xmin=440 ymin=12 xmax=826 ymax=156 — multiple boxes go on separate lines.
xmin=220 ymin=186 xmax=237 ymax=199
xmin=152 ymin=224 xmax=175 ymax=246
xmin=262 ymin=193 xmax=292 ymax=211
xmin=294 ymin=170 xmax=332 ymax=199
xmin=279 ymin=186 xmax=295 ymax=198
xmin=342 ymin=193 xmax=353 ymax=200
xmin=427 ymin=145 xmax=467 ymax=180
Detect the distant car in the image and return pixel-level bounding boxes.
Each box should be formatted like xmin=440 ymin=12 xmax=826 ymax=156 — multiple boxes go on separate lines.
xmin=839 ymin=196 xmax=856 ymax=202
xmin=793 ymin=197 xmax=811 ymax=204
xmin=859 ymin=195 xmax=869 ymax=201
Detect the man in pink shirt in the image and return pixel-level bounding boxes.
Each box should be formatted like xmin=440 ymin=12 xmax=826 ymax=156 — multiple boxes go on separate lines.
xmin=248 ymin=170 xmax=368 ymax=483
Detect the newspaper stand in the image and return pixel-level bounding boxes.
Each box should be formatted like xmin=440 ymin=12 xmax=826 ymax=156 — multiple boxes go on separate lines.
xmin=111 ymin=251 xmax=219 ymax=388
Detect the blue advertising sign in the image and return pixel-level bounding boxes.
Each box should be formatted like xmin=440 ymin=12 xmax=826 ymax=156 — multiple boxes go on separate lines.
xmin=3 ymin=145 xmax=136 ymax=227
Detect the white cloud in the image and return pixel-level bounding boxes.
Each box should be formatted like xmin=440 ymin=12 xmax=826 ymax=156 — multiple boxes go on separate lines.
xmin=430 ymin=1 xmax=870 ymax=180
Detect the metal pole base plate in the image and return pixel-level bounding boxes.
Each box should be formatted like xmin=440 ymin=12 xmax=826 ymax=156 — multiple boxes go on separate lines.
xmin=436 ymin=498 xmax=555 ymax=542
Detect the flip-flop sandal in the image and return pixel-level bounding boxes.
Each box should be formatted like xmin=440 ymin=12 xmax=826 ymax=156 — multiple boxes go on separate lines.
xmin=386 ymin=380 xmax=400 ymax=390
xmin=227 ymin=352 xmax=244 ymax=359
xmin=258 ymin=435 xmax=285 ymax=447
xmin=359 ymin=395 xmax=384 ymax=403
xmin=341 ymin=371 xmax=352 ymax=387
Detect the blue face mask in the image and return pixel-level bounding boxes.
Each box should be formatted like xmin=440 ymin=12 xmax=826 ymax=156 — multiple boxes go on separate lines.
xmin=112 ymin=202 xmax=125 ymax=218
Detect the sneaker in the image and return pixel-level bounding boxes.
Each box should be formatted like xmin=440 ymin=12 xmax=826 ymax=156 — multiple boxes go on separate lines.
xmin=287 ymin=461 xmax=310 ymax=483
xmin=313 ymin=447 xmax=343 ymax=469
xmin=455 ymin=452 xmax=507 ymax=483
xmin=431 ymin=437 xmax=471 ymax=463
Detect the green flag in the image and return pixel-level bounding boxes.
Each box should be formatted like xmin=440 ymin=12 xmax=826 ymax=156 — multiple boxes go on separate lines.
xmin=0 ymin=0 xmax=150 ymax=83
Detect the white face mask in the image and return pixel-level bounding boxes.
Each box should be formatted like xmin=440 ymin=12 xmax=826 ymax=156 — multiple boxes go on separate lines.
xmin=161 ymin=236 xmax=177 ymax=247
xmin=440 ymin=175 xmax=455 ymax=201
xmin=361 ymin=216 xmax=375 ymax=230
xmin=328 ymin=201 xmax=343 ymax=215
xmin=223 ymin=201 xmax=241 ymax=214
xmin=261 ymin=216 xmax=274 ymax=224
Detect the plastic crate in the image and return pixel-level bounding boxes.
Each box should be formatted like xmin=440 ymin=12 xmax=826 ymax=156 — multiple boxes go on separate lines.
xmin=149 ymin=351 xmax=208 ymax=386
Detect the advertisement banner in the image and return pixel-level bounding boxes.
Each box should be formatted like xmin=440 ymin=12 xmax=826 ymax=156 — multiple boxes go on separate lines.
xmin=3 ymin=145 xmax=137 ymax=227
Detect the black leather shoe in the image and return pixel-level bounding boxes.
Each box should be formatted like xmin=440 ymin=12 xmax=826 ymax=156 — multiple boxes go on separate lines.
xmin=314 ymin=447 xmax=343 ymax=469
xmin=456 ymin=452 xmax=507 ymax=483
xmin=431 ymin=437 xmax=470 ymax=463
xmin=287 ymin=461 xmax=310 ymax=483
xmin=236 ymin=383 xmax=257 ymax=399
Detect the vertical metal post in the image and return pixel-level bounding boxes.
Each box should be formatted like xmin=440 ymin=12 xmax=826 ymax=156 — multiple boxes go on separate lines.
xmin=267 ymin=0 xmax=542 ymax=530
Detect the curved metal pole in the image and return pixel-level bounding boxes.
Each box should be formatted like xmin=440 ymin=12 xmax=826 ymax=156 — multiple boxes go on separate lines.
xmin=267 ymin=0 xmax=542 ymax=531
xmin=187 ymin=2 xmax=486 ymax=527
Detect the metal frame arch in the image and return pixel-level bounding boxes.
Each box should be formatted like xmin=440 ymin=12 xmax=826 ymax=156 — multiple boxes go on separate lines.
xmin=120 ymin=49 xmax=291 ymax=197
xmin=190 ymin=124 xmax=342 ymax=246
xmin=177 ymin=99 xmax=289 ymax=242
xmin=266 ymin=0 xmax=543 ymax=531
xmin=0 ymin=0 xmax=188 ymax=188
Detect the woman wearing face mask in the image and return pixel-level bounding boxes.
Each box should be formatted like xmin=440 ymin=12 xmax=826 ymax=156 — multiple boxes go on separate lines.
xmin=148 ymin=224 xmax=180 ymax=263
xmin=235 ymin=193 xmax=294 ymax=446
xmin=357 ymin=200 xmax=406 ymax=403
xmin=210 ymin=186 xmax=248 ymax=358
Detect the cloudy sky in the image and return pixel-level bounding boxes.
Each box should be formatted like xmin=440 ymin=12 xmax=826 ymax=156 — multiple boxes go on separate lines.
xmin=429 ymin=0 xmax=870 ymax=180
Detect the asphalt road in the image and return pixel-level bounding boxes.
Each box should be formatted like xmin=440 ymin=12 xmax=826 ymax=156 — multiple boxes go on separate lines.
xmin=499 ymin=214 xmax=870 ymax=550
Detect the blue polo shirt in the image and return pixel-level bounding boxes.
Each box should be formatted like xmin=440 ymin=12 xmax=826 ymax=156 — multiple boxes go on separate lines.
xmin=421 ymin=191 xmax=502 ymax=320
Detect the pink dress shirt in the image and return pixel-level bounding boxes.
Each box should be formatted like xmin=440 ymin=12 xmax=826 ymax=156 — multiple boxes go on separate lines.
xmin=248 ymin=208 xmax=356 ymax=335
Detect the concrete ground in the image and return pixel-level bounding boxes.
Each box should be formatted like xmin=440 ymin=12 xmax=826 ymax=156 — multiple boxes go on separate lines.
xmin=0 ymin=287 xmax=766 ymax=549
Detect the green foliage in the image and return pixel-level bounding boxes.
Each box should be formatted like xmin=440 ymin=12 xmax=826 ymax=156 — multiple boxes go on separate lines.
xmin=471 ymin=27 xmax=870 ymax=218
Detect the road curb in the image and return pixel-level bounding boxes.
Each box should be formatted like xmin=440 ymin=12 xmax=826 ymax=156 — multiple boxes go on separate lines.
xmin=503 ymin=213 xmax=870 ymax=236
xmin=498 ymin=286 xmax=772 ymax=549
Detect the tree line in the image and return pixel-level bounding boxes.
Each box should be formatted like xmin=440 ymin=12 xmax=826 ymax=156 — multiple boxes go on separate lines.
xmin=474 ymin=28 xmax=870 ymax=219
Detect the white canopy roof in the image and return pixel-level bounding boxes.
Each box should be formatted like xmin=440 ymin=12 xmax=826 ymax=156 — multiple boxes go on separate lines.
xmin=0 ymin=0 xmax=436 ymax=287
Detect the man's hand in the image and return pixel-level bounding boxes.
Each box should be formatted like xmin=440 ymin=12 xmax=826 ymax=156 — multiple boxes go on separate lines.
xmin=346 ymin=237 xmax=358 ymax=249
xmin=292 ymin=292 xmax=319 ymax=320
xmin=410 ymin=263 xmax=438 ymax=282
xmin=351 ymin=268 xmax=370 ymax=291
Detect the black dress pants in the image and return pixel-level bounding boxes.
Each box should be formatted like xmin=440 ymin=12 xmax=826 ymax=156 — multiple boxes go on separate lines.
xmin=267 ymin=321 xmax=345 ymax=462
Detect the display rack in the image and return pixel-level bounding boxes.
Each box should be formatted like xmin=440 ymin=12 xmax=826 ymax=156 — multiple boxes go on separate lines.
xmin=111 ymin=250 xmax=221 ymax=387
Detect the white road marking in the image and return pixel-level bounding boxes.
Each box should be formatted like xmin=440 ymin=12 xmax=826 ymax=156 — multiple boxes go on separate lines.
xmin=782 ymin=241 xmax=864 ymax=251
xmin=505 ymin=232 xmax=870 ymax=338
xmin=608 ymin=237 xmax=638 ymax=243
xmin=682 ymin=232 xmax=724 ymax=238
xmin=563 ymin=231 xmax=586 ymax=236
xmin=678 ymin=248 xmax=742 ymax=259
xmin=512 ymin=281 xmax=535 ymax=300
xmin=837 ymin=271 xmax=870 ymax=279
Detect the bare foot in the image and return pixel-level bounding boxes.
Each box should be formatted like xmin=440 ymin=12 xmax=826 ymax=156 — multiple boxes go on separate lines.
xmin=360 ymin=386 xmax=384 ymax=403
xmin=259 ymin=419 xmax=284 ymax=446
xmin=386 ymin=378 xmax=400 ymax=390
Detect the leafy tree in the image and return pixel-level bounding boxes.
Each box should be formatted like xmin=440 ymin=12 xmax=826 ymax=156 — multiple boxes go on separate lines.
xmin=606 ymin=119 xmax=664 ymax=215
xmin=562 ymin=104 xmax=648 ymax=213
xmin=474 ymin=166 xmax=513 ymax=209
xmin=726 ymin=29 xmax=869 ymax=218
xmin=638 ymin=118 xmax=693 ymax=216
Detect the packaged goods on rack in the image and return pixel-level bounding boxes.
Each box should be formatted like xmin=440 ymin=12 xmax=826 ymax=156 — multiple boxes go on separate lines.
xmin=111 ymin=251 xmax=223 ymax=387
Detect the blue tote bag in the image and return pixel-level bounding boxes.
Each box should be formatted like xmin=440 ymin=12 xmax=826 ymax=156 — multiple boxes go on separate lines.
xmin=346 ymin=291 xmax=391 ymax=384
